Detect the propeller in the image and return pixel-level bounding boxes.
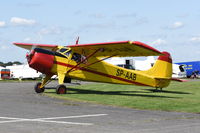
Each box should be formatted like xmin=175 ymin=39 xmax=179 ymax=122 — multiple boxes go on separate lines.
xmin=26 ymin=45 xmax=37 ymax=63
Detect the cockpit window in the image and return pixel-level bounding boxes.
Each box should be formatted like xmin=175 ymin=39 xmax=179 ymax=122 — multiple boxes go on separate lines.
xmin=72 ymin=53 xmax=87 ymax=63
xmin=72 ymin=53 xmax=81 ymax=62
xmin=64 ymin=50 xmax=72 ymax=57
xmin=59 ymin=48 xmax=68 ymax=53
xmin=57 ymin=48 xmax=72 ymax=58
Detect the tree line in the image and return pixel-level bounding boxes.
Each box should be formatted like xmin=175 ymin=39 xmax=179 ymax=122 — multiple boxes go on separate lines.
xmin=0 ymin=61 xmax=22 ymax=67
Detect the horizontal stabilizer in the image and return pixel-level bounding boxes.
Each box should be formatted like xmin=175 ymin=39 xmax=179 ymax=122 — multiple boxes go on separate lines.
xmin=155 ymin=77 xmax=187 ymax=82
xmin=155 ymin=77 xmax=171 ymax=80
xmin=171 ymin=78 xmax=188 ymax=82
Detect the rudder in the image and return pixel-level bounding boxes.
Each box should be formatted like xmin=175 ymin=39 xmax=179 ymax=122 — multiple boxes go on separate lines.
xmin=144 ymin=51 xmax=172 ymax=78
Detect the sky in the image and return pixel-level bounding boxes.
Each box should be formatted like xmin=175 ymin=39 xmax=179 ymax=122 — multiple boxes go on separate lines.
xmin=0 ymin=0 xmax=200 ymax=63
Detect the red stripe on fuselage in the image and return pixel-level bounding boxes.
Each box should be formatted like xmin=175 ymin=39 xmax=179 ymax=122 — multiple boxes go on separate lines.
xmin=54 ymin=61 xmax=148 ymax=86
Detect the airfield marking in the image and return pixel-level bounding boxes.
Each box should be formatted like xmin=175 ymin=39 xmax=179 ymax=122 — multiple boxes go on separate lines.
xmin=0 ymin=114 xmax=108 ymax=126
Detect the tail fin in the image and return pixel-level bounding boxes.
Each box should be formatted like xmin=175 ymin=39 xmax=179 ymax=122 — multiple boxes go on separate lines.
xmin=145 ymin=51 xmax=172 ymax=78
xmin=144 ymin=51 xmax=172 ymax=88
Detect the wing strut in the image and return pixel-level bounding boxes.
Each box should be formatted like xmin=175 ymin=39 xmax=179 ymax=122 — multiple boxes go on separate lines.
xmin=80 ymin=55 xmax=116 ymax=69
xmin=67 ymin=48 xmax=104 ymax=73
xmin=67 ymin=55 xmax=115 ymax=73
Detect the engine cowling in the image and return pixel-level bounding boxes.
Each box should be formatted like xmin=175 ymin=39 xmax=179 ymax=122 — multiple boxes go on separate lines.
xmin=26 ymin=48 xmax=54 ymax=74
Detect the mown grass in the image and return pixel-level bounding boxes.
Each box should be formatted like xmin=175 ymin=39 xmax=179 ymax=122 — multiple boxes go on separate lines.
xmin=44 ymin=80 xmax=200 ymax=113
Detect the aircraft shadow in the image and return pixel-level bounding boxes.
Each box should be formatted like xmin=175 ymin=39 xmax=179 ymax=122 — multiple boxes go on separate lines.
xmin=57 ymin=88 xmax=180 ymax=99
xmin=144 ymin=89 xmax=193 ymax=94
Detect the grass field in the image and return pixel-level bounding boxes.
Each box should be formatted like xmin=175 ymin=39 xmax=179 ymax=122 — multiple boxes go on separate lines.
xmin=44 ymin=80 xmax=200 ymax=113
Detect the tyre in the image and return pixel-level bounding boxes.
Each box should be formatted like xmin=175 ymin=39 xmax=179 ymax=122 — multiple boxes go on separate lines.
xmin=34 ymin=82 xmax=45 ymax=93
xmin=56 ymin=85 xmax=67 ymax=94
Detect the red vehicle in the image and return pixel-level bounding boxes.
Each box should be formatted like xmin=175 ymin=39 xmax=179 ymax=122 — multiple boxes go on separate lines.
xmin=0 ymin=69 xmax=11 ymax=79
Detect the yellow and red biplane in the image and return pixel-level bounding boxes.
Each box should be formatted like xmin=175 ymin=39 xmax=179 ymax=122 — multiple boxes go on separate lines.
xmin=14 ymin=41 xmax=173 ymax=94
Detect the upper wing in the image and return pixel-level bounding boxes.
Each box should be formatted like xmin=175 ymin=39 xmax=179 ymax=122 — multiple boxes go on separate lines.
xmin=68 ymin=41 xmax=162 ymax=57
xmin=13 ymin=43 xmax=58 ymax=51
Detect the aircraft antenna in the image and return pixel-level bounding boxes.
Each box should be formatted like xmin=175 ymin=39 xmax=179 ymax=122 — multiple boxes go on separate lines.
xmin=76 ymin=36 xmax=79 ymax=45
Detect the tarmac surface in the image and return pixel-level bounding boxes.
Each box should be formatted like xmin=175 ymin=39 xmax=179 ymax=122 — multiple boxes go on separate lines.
xmin=0 ymin=81 xmax=200 ymax=133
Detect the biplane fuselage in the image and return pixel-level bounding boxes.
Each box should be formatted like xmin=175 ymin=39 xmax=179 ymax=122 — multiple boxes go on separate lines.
xmin=14 ymin=41 xmax=173 ymax=94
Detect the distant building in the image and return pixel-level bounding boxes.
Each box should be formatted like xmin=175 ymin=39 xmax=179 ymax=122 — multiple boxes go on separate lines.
xmin=6 ymin=64 xmax=42 ymax=80
xmin=134 ymin=56 xmax=155 ymax=71
xmin=106 ymin=57 xmax=135 ymax=70
xmin=0 ymin=66 xmax=4 ymax=71
xmin=106 ymin=57 xmax=186 ymax=78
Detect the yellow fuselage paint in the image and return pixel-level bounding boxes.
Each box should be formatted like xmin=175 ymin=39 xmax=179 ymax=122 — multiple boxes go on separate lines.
xmin=50 ymin=55 xmax=172 ymax=88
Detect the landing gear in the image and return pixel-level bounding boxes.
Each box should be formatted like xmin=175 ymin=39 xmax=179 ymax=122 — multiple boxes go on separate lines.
xmin=34 ymin=82 xmax=67 ymax=94
xmin=34 ymin=82 xmax=45 ymax=93
xmin=56 ymin=85 xmax=67 ymax=94
xmin=155 ymin=87 xmax=163 ymax=92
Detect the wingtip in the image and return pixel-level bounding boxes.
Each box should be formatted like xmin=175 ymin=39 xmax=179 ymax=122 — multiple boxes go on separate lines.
xmin=132 ymin=41 xmax=162 ymax=55
xmin=13 ymin=42 xmax=18 ymax=45
xmin=158 ymin=51 xmax=172 ymax=63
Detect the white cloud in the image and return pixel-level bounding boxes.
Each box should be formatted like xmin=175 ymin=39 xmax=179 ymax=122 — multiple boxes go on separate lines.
xmin=115 ymin=13 xmax=137 ymax=18
xmin=135 ymin=17 xmax=148 ymax=25
xmin=150 ymin=39 xmax=166 ymax=46
xmin=0 ymin=45 xmax=8 ymax=50
xmin=23 ymin=37 xmax=41 ymax=43
xmin=38 ymin=26 xmax=63 ymax=35
xmin=0 ymin=21 xmax=6 ymax=27
xmin=190 ymin=35 xmax=200 ymax=42
xmin=169 ymin=21 xmax=184 ymax=29
xmin=176 ymin=14 xmax=189 ymax=18
xmin=23 ymin=37 xmax=32 ymax=42
xmin=18 ymin=2 xmax=41 ymax=7
xmin=82 ymin=22 xmax=115 ymax=29
xmin=10 ymin=17 xmax=36 ymax=26
xmin=89 ymin=13 xmax=106 ymax=18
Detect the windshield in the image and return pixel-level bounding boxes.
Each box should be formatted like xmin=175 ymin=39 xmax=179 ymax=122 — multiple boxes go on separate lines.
xmin=59 ymin=48 xmax=68 ymax=53
xmin=57 ymin=48 xmax=72 ymax=58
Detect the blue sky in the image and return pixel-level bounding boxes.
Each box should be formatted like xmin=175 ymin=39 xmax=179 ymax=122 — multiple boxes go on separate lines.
xmin=0 ymin=0 xmax=200 ymax=62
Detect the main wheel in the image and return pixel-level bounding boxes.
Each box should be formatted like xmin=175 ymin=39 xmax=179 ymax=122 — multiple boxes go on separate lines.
xmin=56 ymin=85 xmax=67 ymax=94
xmin=34 ymin=82 xmax=45 ymax=93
